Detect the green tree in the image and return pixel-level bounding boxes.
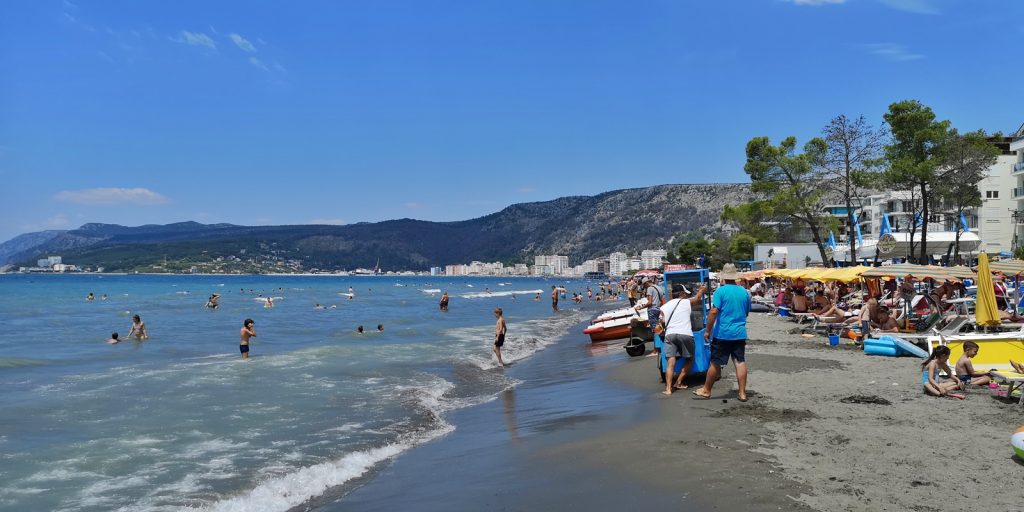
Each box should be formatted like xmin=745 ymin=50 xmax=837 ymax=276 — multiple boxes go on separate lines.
xmin=744 ymin=135 xmax=832 ymax=266
xmin=676 ymin=238 xmax=717 ymax=268
xmin=881 ymin=100 xmax=951 ymax=263
xmin=721 ymin=201 xmax=777 ymax=242
xmin=820 ymin=114 xmax=886 ymax=263
xmin=935 ymin=129 xmax=999 ymax=263
xmin=728 ymin=233 xmax=757 ymax=261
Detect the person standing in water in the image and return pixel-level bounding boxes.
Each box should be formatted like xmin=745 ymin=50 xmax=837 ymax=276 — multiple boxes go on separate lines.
xmin=439 ymin=291 xmax=449 ymax=312
xmin=128 ymin=315 xmax=148 ymax=340
xmin=239 ymin=318 xmax=256 ymax=360
xmin=551 ymin=286 xmax=559 ymax=312
xmin=206 ymin=293 xmax=221 ymax=309
xmin=493 ymin=307 xmax=507 ymax=368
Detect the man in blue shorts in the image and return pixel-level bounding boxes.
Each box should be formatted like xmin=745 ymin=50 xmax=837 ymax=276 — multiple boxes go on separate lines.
xmin=694 ymin=263 xmax=751 ymax=401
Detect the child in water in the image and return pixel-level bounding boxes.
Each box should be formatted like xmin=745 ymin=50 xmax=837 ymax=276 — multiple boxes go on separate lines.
xmin=921 ymin=346 xmax=963 ymax=397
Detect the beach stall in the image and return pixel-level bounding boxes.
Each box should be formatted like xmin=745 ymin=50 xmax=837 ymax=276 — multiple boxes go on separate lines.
xmin=660 ymin=268 xmax=712 ymax=375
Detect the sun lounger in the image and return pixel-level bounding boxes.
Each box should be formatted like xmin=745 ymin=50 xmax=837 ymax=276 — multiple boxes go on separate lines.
xmin=991 ymin=371 xmax=1024 ymax=406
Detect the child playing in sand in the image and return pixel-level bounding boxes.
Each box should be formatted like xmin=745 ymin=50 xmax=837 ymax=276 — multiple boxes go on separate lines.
xmin=921 ymin=346 xmax=963 ymax=397
xmin=954 ymin=341 xmax=992 ymax=387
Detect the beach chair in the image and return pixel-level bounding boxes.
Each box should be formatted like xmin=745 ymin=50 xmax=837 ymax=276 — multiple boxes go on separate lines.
xmin=990 ymin=371 xmax=1024 ymax=406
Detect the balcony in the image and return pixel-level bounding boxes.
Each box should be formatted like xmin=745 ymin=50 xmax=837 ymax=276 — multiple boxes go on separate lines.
xmin=1015 ymin=161 xmax=1024 ymax=173
xmin=1014 ymin=188 xmax=1024 ymax=200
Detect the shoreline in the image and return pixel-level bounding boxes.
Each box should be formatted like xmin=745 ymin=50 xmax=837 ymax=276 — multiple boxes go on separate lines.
xmin=326 ymin=313 xmax=1024 ymax=511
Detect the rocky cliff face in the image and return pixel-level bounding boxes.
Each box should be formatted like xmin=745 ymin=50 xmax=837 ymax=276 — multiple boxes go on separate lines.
xmin=5 ymin=183 xmax=752 ymax=271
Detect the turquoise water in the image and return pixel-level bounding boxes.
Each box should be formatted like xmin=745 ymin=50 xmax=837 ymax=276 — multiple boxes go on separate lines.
xmin=0 ymin=274 xmax=600 ymax=511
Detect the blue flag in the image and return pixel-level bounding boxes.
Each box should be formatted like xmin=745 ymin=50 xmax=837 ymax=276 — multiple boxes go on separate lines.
xmin=880 ymin=214 xmax=892 ymax=236
xmin=853 ymin=212 xmax=864 ymax=246
xmin=827 ymin=231 xmax=837 ymax=249
xmin=960 ymin=212 xmax=969 ymax=232
xmin=914 ymin=213 xmax=923 ymax=227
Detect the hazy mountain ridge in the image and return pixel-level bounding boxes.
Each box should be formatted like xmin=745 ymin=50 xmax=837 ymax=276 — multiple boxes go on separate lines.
xmin=4 ymin=184 xmax=752 ymax=271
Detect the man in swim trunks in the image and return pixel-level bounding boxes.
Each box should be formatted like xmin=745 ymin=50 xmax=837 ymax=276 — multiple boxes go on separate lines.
xmin=551 ymin=286 xmax=559 ymax=312
xmin=439 ymin=291 xmax=449 ymax=312
xmin=493 ymin=307 xmax=507 ymax=368
xmin=240 ymin=318 xmax=255 ymax=360
xmin=206 ymin=293 xmax=220 ymax=309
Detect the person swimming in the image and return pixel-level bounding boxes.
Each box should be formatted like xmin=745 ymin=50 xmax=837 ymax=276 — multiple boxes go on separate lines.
xmin=377 ymin=324 xmax=384 ymax=332
xmin=86 ymin=293 xmax=95 ymax=301
xmin=206 ymin=293 xmax=221 ymax=309
xmin=106 ymin=332 xmax=121 ymax=344
xmin=357 ymin=325 xmax=364 ymax=334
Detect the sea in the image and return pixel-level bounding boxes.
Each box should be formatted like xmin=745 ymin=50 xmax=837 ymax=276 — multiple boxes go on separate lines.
xmin=0 ymin=274 xmax=615 ymax=511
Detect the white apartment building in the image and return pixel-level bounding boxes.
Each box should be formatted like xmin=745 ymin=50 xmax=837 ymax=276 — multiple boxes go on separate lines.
xmin=1011 ymin=124 xmax=1024 ymax=249
xmin=608 ymin=252 xmax=627 ymax=276
xmin=640 ymin=249 xmax=667 ymax=270
xmin=823 ymin=136 xmax=1019 ymax=257
xmin=37 ymin=255 xmax=62 ymax=268
xmin=534 ymin=255 xmax=569 ymax=274
xmin=445 ymin=264 xmax=468 ymax=276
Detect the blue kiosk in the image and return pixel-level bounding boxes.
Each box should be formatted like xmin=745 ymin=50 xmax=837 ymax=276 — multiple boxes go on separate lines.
xmin=658 ymin=267 xmax=712 ymax=377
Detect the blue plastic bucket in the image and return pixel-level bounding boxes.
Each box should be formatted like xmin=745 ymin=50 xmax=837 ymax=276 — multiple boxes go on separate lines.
xmin=778 ymin=307 xmax=790 ymax=317
xmin=828 ymin=334 xmax=839 ymax=346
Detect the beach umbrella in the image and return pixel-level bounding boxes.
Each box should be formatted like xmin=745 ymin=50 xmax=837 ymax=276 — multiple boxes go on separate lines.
xmin=860 ymin=263 xmax=975 ymax=282
xmin=974 ymin=253 xmax=1000 ymax=327
xmin=988 ymin=259 xmax=1024 ymax=277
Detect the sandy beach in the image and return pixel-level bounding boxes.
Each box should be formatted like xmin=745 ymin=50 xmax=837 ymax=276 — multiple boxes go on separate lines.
xmin=333 ymin=312 xmax=1024 ymax=512
xmin=566 ymin=313 xmax=1024 ymax=511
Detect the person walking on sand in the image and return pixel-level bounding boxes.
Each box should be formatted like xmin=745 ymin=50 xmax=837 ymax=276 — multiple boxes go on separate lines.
xmin=551 ymin=286 xmax=559 ymax=312
xmin=660 ymin=283 xmax=707 ymax=395
xmin=239 ymin=318 xmax=256 ymax=360
xmin=493 ymin=307 xmax=507 ymax=368
xmin=637 ymin=278 xmax=665 ymax=358
xmin=694 ymin=264 xmax=751 ymax=401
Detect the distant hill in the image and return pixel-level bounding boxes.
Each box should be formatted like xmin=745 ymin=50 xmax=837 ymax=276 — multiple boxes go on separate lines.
xmin=3 ymin=184 xmax=751 ymax=271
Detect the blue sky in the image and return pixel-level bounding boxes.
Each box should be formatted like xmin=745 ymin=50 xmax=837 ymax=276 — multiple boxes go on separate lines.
xmin=1 ymin=0 xmax=1021 ymax=242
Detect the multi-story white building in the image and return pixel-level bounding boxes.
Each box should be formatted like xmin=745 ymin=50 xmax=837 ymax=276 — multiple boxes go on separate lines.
xmin=1011 ymin=124 xmax=1024 ymax=249
xmin=37 ymin=255 xmax=62 ymax=268
xmin=445 ymin=264 xmax=467 ymax=276
xmin=640 ymin=250 xmax=667 ymax=270
xmin=822 ymin=136 xmax=1019 ymax=257
xmin=608 ymin=252 xmax=627 ymax=276
xmin=534 ymin=255 xmax=569 ymax=275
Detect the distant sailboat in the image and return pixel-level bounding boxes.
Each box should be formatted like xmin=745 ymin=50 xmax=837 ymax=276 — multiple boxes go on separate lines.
xmin=373 ymin=257 xmax=382 ymax=275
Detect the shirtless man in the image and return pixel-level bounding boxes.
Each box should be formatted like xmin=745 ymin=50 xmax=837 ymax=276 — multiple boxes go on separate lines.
xmin=874 ymin=307 xmax=899 ymax=333
xmin=239 ymin=318 xmax=256 ymax=360
xmin=493 ymin=307 xmax=507 ymax=368
xmin=551 ymin=286 xmax=559 ymax=312
xmin=439 ymin=291 xmax=449 ymax=312
xmin=206 ymin=293 xmax=221 ymax=309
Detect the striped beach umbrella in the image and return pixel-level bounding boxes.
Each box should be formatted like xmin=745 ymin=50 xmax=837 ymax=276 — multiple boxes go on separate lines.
xmin=860 ymin=263 xmax=976 ymax=281
xmin=987 ymin=259 xmax=1024 ymax=277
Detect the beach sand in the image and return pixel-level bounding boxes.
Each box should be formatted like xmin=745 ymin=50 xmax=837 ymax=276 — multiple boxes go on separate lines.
xmin=329 ymin=314 xmax=1024 ymax=511
xmin=562 ymin=313 xmax=1024 ymax=511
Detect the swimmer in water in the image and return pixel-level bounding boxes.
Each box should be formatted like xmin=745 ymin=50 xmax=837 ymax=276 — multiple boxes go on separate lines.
xmin=377 ymin=324 xmax=384 ymax=332
xmin=86 ymin=293 xmax=95 ymax=301
xmin=314 ymin=303 xmax=323 ymax=309
xmin=101 ymin=294 xmax=108 ymax=301
xmin=357 ymin=325 xmax=364 ymax=334
xmin=206 ymin=293 xmax=221 ymax=309
xmin=265 ymin=297 xmax=274 ymax=308
xmin=240 ymin=318 xmax=255 ymax=360
xmin=106 ymin=332 xmax=121 ymax=344
xmin=128 ymin=315 xmax=148 ymax=340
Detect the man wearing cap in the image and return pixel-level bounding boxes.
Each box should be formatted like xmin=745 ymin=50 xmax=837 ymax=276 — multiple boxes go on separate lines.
xmin=660 ymin=283 xmax=707 ymax=395
xmin=694 ymin=263 xmax=752 ymax=401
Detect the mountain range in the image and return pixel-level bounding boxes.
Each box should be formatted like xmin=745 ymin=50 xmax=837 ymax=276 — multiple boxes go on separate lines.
xmin=0 ymin=183 xmax=752 ymax=272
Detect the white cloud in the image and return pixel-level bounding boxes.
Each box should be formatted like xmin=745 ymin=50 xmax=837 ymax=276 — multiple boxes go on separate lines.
xmin=864 ymin=43 xmax=924 ymax=61
xmin=55 ymin=187 xmax=170 ymax=206
xmin=404 ymin=202 xmax=422 ymax=209
xmin=273 ymin=61 xmax=287 ymax=74
xmin=877 ymin=0 xmax=939 ymax=14
xmin=249 ymin=57 xmax=270 ymax=71
xmin=229 ymin=33 xmax=257 ymax=52
xmin=784 ymin=0 xmax=846 ymax=4
xmin=309 ymin=218 xmax=346 ymax=225
xmin=176 ymin=30 xmax=216 ymax=50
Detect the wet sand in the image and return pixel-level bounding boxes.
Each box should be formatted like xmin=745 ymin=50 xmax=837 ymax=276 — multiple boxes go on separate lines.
xmin=325 ymin=314 xmax=1024 ymax=511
